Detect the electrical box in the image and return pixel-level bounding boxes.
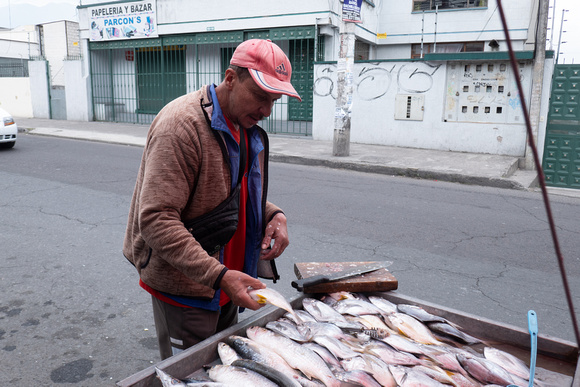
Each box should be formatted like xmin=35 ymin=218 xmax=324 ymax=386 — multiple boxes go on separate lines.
xmin=395 ymin=94 xmax=424 ymax=121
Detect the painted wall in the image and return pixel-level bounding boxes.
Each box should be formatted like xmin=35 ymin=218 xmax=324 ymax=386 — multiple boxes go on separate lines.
xmin=28 ymin=60 xmax=50 ymax=119
xmin=64 ymin=60 xmax=91 ymax=121
xmin=312 ymin=57 xmax=553 ymax=156
xmin=0 ymin=78 xmax=33 ymax=117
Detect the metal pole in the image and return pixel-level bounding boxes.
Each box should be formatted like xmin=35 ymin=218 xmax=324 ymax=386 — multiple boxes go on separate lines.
xmin=434 ymin=4 xmax=438 ymax=53
xmin=549 ymin=0 xmax=556 ymax=51
xmin=421 ymin=11 xmax=425 ymax=58
xmin=555 ymin=9 xmax=566 ymax=63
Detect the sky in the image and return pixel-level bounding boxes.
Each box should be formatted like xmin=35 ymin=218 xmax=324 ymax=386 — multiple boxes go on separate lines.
xmin=0 ymin=0 xmax=578 ymax=63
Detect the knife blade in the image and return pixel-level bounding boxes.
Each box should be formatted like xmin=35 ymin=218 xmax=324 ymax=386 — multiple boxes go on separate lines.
xmin=291 ymin=262 xmax=386 ymax=291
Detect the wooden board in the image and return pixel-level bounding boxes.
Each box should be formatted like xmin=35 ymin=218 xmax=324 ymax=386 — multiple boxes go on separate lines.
xmin=293 ymin=261 xmax=398 ymax=293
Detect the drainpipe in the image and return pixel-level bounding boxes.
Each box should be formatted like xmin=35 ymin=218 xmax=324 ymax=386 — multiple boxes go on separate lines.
xmin=524 ymin=0 xmax=549 ymax=170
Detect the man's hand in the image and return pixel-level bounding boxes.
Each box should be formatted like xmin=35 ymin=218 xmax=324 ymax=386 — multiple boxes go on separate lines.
xmin=260 ymin=213 xmax=289 ymax=261
xmin=220 ymin=270 xmax=266 ymax=310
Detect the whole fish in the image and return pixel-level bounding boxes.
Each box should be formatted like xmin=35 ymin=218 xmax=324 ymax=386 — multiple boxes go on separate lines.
xmin=302 ymin=342 xmax=344 ymax=373
xmin=385 ymin=312 xmax=443 ymax=345
xmin=380 ymin=332 xmax=424 ymax=354
xmin=412 ymin=365 xmax=457 ymax=385
xmin=388 ymin=364 xmax=447 ymax=387
xmin=368 ymin=296 xmax=398 ymax=315
xmin=457 ymin=353 xmax=515 ymax=386
xmin=351 ymin=314 xmax=390 ymax=331
xmin=155 ymin=367 xmax=229 ymax=387
xmin=397 ymin=304 xmax=449 ymax=324
xmin=231 ymin=359 xmax=302 ymax=387
xmin=297 ymin=321 xmax=346 ymax=341
xmin=266 ymin=320 xmax=310 ymax=342
xmin=428 ymin=322 xmax=482 ymax=345
xmin=341 ymin=355 xmax=397 ymax=387
xmin=225 ymin=335 xmax=300 ymax=377
xmin=217 ymin=342 xmax=241 ymax=365
xmin=336 ymin=369 xmax=382 ymax=387
xmin=302 ymin=298 xmax=349 ymax=324
xmin=419 ymin=344 xmax=468 ymax=375
xmin=248 ymin=287 xmax=298 ymax=320
xmin=246 ymin=326 xmax=340 ymax=387
xmin=333 ymin=299 xmax=387 ymax=317
xmin=208 ymin=364 xmax=278 ymax=387
xmin=312 ymin=334 xmax=360 ymax=359
xmin=362 ymin=340 xmax=425 ymax=366
xmin=285 ymin=309 xmax=318 ymax=324
xmin=483 ymin=346 xmax=530 ymax=380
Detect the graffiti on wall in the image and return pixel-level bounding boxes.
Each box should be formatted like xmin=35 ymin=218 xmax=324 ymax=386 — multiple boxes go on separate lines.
xmin=314 ymin=62 xmax=442 ymax=101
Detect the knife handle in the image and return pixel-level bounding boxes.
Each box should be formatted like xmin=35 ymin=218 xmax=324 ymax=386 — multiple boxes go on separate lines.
xmin=291 ymin=275 xmax=329 ymax=291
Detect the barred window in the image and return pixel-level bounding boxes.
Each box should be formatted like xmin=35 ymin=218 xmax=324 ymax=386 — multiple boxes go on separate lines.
xmin=413 ymin=0 xmax=487 ymax=11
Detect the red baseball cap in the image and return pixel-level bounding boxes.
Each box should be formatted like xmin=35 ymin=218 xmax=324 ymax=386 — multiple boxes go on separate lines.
xmin=230 ymin=39 xmax=302 ymax=102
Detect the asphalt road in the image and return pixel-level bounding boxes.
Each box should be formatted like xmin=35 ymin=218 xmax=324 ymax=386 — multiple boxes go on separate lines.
xmin=1 ymin=134 xmax=579 ymax=386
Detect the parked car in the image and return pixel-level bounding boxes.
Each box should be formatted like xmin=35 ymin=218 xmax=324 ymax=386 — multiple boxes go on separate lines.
xmin=0 ymin=107 xmax=17 ymax=149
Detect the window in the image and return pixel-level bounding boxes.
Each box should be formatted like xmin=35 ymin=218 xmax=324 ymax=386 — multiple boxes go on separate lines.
xmin=413 ymin=0 xmax=488 ymax=11
xmin=355 ymin=40 xmax=370 ymax=61
xmin=411 ymin=42 xmax=484 ymax=59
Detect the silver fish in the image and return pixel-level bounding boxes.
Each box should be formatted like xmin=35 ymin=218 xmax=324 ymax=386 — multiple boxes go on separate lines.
xmin=457 ymin=353 xmax=516 ymax=385
xmin=397 ymin=304 xmax=449 ymax=324
xmin=380 ymin=332 xmax=424 ymax=354
xmin=217 ymin=342 xmax=240 ymax=365
xmin=302 ymin=298 xmax=349 ymax=324
xmin=388 ymin=365 xmax=447 ymax=387
xmin=363 ymin=340 xmax=425 ymax=366
xmin=266 ymin=320 xmax=310 ymax=342
xmin=428 ymin=322 xmax=482 ymax=345
xmin=340 ymin=355 xmax=397 ymax=387
xmin=368 ymin=296 xmax=398 ymax=315
xmin=483 ymin=346 xmax=530 ymax=380
xmin=337 ymin=369 xmax=382 ymax=387
xmin=333 ymin=299 xmax=388 ymax=317
xmin=248 ymin=287 xmax=298 ymax=320
xmin=231 ymin=359 xmax=302 ymax=387
xmin=285 ymin=309 xmax=318 ymax=324
xmin=302 ymin=342 xmax=343 ymax=372
xmin=226 ymin=335 xmax=299 ymax=377
xmin=312 ymin=334 xmax=360 ymax=359
xmin=208 ymin=364 xmax=278 ymax=387
xmin=297 ymin=321 xmax=346 ymax=341
xmin=385 ymin=312 xmax=443 ymax=345
xmin=156 ymin=367 xmax=228 ymax=387
xmin=246 ymin=326 xmax=341 ymax=387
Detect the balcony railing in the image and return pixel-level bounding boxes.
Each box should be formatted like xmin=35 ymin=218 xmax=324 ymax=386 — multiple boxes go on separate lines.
xmin=413 ymin=0 xmax=487 ymax=11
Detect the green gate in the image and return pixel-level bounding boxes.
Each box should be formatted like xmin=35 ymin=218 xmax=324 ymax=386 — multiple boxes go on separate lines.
xmin=542 ymin=64 xmax=580 ymax=188
xmin=89 ymin=27 xmax=320 ymax=135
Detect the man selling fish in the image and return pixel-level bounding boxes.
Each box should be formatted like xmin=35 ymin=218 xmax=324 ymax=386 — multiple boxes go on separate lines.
xmin=123 ymin=39 xmax=300 ymax=359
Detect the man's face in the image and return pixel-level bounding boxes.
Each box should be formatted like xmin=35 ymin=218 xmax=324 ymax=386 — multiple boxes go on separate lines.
xmin=228 ymin=72 xmax=282 ymax=129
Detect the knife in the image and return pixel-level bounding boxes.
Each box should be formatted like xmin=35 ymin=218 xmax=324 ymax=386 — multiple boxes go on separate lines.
xmin=291 ymin=262 xmax=386 ymax=291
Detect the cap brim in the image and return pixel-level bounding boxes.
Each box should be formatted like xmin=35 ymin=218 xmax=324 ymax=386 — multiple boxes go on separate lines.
xmin=249 ymin=69 xmax=302 ymax=102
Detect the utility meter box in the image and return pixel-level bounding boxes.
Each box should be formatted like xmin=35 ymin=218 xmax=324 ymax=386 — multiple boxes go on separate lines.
xmin=394 ymin=94 xmax=424 ymax=121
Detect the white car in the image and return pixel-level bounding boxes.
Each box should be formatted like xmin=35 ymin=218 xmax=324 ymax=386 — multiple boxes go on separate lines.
xmin=0 ymin=107 xmax=17 ymax=149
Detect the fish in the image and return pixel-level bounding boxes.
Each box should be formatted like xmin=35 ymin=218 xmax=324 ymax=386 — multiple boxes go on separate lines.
xmin=350 ymin=314 xmax=390 ymax=331
xmin=362 ymin=340 xmax=425 ymax=366
xmin=333 ymin=298 xmax=388 ymax=317
xmin=388 ymin=364 xmax=448 ymax=387
xmin=368 ymin=295 xmax=398 ymax=315
xmin=412 ymin=365 xmax=457 ymax=385
xmin=397 ymin=304 xmax=450 ymax=324
xmin=428 ymin=322 xmax=482 ymax=345
xmin=385 ymin=312 xmax=443 ymax=345
xmin=155 ymin=367 xmax=229 ymax=387
xmin=297 ymin=321 xmax=347 ymax=341
xmin=302 ymin=298 xmax=350 ymax=324
xmin=266 ymin=320 xmax=310 ymax=342
xmin=380 ymin=332 xmax=424 ymax=354
xmin=246 ymin=326 xmax=341 ymax=387
xmin=336 ymin=369 xmax=382 ymax=387
xmin=419 ymin=344 xmax=469 ymax=375
xmin=231 ymin=359 xmax=302 ymax=387
xmin=217 ymin=342 xmax=241 ymax=365
xmin=457 ymin=353 xmax=516 ymax=385
xmin=340 ymin=355 xmax=397 ymax=387
xmin=483 ymin=346 xmax=530 ymax=380
xmin=207 ymin=364 xmax=278 ymax=386
xmin=302 ymin=342 xmax=344 ymax=372
xmin=312 ymin=334 xmax=360 ymax=359
xmin=248 ymin=287 xmax=298 ymax=320
xmin=284 ymin=309 xmax=318 ymax=324
xmin=225 ymin=335 xmax=300 ymax=377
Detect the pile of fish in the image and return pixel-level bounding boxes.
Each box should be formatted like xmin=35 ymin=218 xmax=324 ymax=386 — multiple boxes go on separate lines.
xmin=156 ymin=288 xmax=536 ymax=387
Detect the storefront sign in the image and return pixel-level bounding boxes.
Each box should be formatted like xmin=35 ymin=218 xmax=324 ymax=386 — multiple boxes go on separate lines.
xmin=342 ymin=0 xmax=363 ymax=23
xmin=89 ymin=0 xmax=158 ymax=41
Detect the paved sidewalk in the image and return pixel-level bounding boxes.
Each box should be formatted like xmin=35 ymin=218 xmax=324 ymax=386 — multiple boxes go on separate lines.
xmin=17 ymin=117 xmax=541 ymax=191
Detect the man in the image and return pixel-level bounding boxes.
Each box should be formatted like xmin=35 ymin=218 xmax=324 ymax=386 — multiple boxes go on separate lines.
xmin=123 ymin=39 xmax=301 ymax=359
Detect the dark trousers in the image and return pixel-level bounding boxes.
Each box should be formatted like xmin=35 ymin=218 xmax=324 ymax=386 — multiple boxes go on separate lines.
xmin=151 ymin=295 xmax=238 ymax=360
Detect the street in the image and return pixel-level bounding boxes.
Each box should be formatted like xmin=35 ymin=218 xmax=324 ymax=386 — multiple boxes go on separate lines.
xmin=1 ymin=133 xmax=579 ymax=386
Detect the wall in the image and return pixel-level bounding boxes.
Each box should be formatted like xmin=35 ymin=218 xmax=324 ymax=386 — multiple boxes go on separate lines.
xmin=64 ymin=60 xmax=91 ymax=121
xmin=0 ymin=78 xmax=33 ymax=117
xmin=28 ymin=60 xmax=50 ymax=118
xmin=312 ymin=58 xmax=546 ymax=156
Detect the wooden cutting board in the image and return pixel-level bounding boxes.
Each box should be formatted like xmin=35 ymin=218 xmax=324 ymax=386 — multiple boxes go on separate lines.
xmin=293 ymin=261 xmax=398 ymax=293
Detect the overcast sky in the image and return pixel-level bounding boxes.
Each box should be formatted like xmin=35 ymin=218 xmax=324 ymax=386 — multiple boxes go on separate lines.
xmin=1 ymin=0 xmax=578 ymax=63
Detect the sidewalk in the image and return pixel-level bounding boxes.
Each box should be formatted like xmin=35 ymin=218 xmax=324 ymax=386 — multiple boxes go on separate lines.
xmin=17 ymin=116 xmax=541 ymax=191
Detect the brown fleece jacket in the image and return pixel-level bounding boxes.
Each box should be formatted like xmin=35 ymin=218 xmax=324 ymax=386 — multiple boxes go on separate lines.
xmin=123 ymin=86 xmax=281 ymax=299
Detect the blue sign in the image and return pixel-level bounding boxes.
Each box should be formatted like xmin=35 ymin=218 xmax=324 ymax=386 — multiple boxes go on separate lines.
xmin=342 ymin=0 xmax=363 ymax=23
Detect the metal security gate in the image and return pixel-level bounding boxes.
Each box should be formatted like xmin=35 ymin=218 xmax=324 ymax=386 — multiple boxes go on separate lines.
xmin=89 ymin=27 xmax=319 ymax=135
xmin=542 ymin=64 xmax=580 ymax=189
